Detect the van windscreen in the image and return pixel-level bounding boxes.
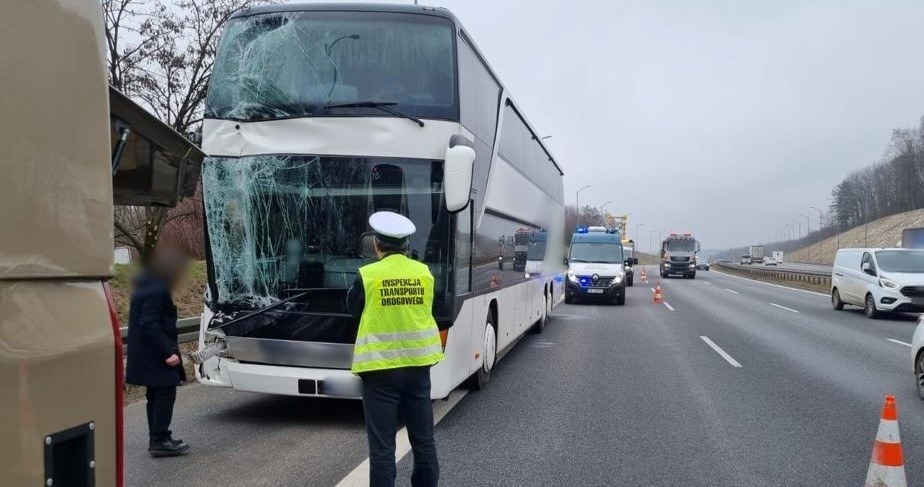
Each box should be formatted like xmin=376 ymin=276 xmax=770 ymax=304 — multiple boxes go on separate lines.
xmin=875 ymin=250 xmax=924 ymax=273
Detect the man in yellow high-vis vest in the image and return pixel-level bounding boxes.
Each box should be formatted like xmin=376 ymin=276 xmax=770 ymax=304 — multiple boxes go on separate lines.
xmin=347 ymin=211 xmax=444 ymax=487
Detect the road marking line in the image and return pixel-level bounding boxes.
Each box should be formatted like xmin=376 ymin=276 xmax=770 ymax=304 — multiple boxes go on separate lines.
xmin=649 ymin=287 xmax=655 ymax=293
xmin=702 ymin=281 xmax=712 ymax=285
xmin=769 ymin=302 xmax=799 ymax=313
xmin=700 ymin=336 xmax=742 ymax=368
xmin=663 ymin=301 xmax=675 ymax=311
xmin=335 ymin=389 xmax=469 ymax=487
xmin=724 ymin=288 xmax=739 ymax=294
xmin=712 ymin=269 xmax=829 ymax=297
xmin=887 ymin=339 xmax=912 ymax=347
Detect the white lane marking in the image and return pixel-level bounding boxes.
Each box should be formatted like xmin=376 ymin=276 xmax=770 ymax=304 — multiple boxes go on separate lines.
xmin=769 ymin=302 xmax=799 ymax=313
xmin=712 ymin=269 xmax=829 ymax=297
xmin=663 ymin=301 xmax=675 ymax=311
xmin=702 ymin=281 xmax=712 ymax=285
xmin=887 ymin=338 xmax=912 ymax=347
xmin=700 ymin=336 xmax=743 ymax=368
xmin=724 ymin=288 xmax=739 ymax=294
xmin=649 ymin=287 xmax=655 ymax=293
xmin=335 ymin=389 xmax=469 ymax=487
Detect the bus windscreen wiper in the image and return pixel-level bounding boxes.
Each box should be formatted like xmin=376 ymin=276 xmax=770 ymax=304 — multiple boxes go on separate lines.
xmin=324 ymin=101 xmax=425 ymax=127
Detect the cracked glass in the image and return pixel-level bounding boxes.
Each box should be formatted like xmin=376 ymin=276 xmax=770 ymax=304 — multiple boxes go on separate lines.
xmin=202 ymin=155 xmax=450 ymax=311
xmin=206 ymin=10 xmax=457 ymax=121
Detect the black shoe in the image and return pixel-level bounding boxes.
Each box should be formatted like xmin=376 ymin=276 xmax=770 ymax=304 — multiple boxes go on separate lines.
xmin=148 ymin=439 xmax=190 ymax=457
xmin=170 ymin=438 xmax=187 ymax=449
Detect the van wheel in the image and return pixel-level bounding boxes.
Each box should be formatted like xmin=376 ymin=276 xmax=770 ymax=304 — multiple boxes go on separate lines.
xmin=468 ymin=311 xmax=497 ymax=390
xmin=831 ymin=288 xmax=844 ymax=310
xmin=626 ymin=276 xmax=634 ymax=287
xmin=915 ymin=352 xmax=924 ymax=400
xmin=615 ymin=292 xmax=626 ymax=306
xmin=864 ymin=294 xmax=880 ymax=319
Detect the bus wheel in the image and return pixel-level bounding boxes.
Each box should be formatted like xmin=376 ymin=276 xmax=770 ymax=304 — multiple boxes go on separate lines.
xmin=468 ymin=311 xmax=497 ymax=390
xmin=530 ymin=293 xmax=550 ymax=334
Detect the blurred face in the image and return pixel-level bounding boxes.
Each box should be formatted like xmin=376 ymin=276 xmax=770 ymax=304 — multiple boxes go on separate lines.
xmin=151 ymin=248 xmax=190 ymax=288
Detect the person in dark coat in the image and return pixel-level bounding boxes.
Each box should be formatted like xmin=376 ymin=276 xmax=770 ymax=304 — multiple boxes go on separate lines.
xmin=125 ymin=247 xmax=190 ymax=457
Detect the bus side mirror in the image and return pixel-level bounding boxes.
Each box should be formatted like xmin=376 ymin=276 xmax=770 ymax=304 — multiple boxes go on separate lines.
xmin=443 ymin=143 xmax=475 ymax=213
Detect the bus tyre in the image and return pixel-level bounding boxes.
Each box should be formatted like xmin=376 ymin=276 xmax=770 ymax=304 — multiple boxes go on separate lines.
xmin=831 ymin=288 xmax=844 ymax=310
xmin=864 ymin=294 xmax=880 ymax=319
xmin=530 ymin=293 xmax=550 ymax=334
xmin=468 ymin=311 xmax=497 ymax=390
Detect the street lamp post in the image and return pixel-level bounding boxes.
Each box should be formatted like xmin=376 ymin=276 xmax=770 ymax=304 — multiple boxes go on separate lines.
xmin=600 ymin=200 xmax=614 ymax=227
xmin=809 ymin=206 xmax=824 ymax=230
xmin=649 ymin=229 xmax=657 ymax=254
xmin=576 ymin=185 xmax=591 ymax=228
xmin=635 ymin=223 xmax=646 ymax=245
xmin=792 ymin=220 xmax=801 ymax=240
xmin=800 ymin=214 xmax=811 ymax=235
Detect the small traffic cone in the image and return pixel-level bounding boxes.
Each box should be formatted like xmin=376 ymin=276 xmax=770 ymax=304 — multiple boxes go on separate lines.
xmin=490 ymin=274 xmax=499 ymax=288
xmin=866 ymin=396 xmax=907 ymax=487
xmin=652 ymin=281 xmax=663 ymax=304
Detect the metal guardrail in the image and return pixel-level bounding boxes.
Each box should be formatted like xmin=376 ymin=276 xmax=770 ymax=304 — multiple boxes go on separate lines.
xmin=120 ymin=316 xmax=200 ymax=346
xmin=715 ymin=262 xmax=831 ymax=288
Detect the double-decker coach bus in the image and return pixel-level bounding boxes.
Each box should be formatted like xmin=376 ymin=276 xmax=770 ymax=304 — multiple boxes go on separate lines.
xmin=192 ymin=3 xmax=565 ymax=398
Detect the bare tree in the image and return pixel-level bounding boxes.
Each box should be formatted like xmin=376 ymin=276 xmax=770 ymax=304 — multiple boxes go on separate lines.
xmin=105 ymin=0 xmax=268 ymax=262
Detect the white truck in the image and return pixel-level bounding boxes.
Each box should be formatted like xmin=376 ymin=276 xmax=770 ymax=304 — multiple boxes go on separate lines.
xmin=772 ymin=250 xmax=784 ymax=263
xmin=748 ymin=245 xmax=766 ymax=264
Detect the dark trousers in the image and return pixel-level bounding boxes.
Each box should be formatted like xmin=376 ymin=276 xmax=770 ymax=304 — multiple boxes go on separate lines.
xmin=145 ymin=386 xmax=177 ymax=443
xmin=361 ymin=366 xmax=439 ymax=487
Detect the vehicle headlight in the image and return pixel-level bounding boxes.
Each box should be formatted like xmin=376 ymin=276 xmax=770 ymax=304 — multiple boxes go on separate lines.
xmin=879 ymin=278 xmax=899 ymax=289
xmin=613 ymin=270 xmax=625 ymax=284
xmin=567 ymin=270 xmax=579 ymax=283
xmin=689 ymin=263 xmax=695 ymax=268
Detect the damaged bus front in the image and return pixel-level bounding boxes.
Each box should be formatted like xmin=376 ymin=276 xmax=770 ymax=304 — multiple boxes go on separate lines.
xmin=192 ymin=4 xmax=564 ymax=400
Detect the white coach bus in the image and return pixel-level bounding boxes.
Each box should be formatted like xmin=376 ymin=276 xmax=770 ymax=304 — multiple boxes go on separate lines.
xmin=192 ymin=3 xmax=565 ymax=399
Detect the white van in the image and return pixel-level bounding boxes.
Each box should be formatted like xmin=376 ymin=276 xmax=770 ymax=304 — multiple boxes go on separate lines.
xmin=831 ymin=248 xmax=924 ymax=318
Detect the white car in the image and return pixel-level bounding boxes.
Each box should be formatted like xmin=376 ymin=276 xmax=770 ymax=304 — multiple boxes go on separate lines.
xmin=764 ymin=258 xmax=778 ymax=266
xmin=909 ymin=314 xmax=924 ymax=398
xmin=831 ymin=248 xmax=924 ymax=318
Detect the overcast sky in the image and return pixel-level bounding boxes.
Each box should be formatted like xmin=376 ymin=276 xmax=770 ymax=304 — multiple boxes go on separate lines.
xmin=311 ymin=0 xmax=924 ymax=250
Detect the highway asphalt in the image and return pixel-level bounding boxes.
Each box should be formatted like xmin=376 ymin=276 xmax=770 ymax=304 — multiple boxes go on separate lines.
xmin=125 ymin=266 xmax=924 ymax=486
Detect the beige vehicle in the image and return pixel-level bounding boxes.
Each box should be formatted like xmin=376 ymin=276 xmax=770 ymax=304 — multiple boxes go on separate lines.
xmin=0 ymin=2 xmax=202 ymax=486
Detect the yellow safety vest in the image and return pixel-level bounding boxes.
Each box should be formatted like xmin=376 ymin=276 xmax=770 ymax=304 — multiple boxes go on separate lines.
xmin=352 ymin=254 xmax=444 ymax=374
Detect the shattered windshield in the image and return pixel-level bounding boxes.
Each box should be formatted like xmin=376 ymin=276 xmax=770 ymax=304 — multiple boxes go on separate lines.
xmin=202 ymin=155 xmax=450 ymax=309
xmin=206 ymin=11 xmax=457 ymax=121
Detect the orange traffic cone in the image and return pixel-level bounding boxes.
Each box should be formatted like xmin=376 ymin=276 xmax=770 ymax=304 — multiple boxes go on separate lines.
xmin=652 ymin=281 xmax=663 ymax=304
xmin=490 ymin=274 xmax=499 ymax=288
xmin=866 ymin=396 xmax=907 ymax=487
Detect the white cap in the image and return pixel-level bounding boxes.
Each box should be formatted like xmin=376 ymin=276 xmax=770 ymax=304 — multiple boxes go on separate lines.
xmin=369 ymin=211 xmax=416 ymax=240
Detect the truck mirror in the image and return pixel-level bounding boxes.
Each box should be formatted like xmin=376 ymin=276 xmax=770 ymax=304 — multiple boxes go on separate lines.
xmin=443 ymin=140 xmax=475 ymax=213
xmin=632 ymin=257 xmax=639 ymax=266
